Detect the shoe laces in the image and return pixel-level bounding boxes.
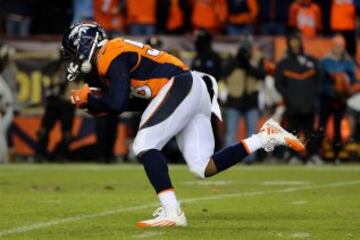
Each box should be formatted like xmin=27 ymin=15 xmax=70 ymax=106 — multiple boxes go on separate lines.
xmin=152 ymin=207 xmax=165 ymax=217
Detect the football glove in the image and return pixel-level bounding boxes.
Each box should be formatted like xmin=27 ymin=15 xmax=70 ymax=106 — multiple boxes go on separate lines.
xmin=70 ymin=84 xmax=90 ymax=108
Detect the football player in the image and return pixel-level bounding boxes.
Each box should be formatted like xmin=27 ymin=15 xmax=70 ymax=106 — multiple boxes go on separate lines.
xmin=62 ymin=22 xmax=305 ymax=228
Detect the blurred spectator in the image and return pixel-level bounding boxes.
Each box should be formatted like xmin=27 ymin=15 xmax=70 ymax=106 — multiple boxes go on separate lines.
xmin=32 ymin=1 xmax=72 ymax=34
xmin=275 ymin=33 xmax=322 ymax=164
xmin=288 ymin=0 xmax=322 ymax=37
xmin=72 ymin=0 xmax=93 ymax=24
xmin=37 ymin=60 xmax=76 ymax=162
xmin=258 ymin=64 xmax=283 ymax=119
xmin=319 ymin=35 xmax=357 ymax=163
xmin=222 ymin=37 xmax=266 ymax=163
xmin=258 ymin=0 xmax=292 ymax=35
xmin=191 ymin=0 xmax=227 ymax=34
xmin=0 ymin=45 xmax=17 ymax=113
xmin=94 ymin=0 xmax=125 ymax=36
xmin=0 ymin=46 xmax=14 ymax=163
xmin=0 ymin=77 xmax=13 ymax=163
xmin=226 ymin=0 xmax=258 ymax=35
xmin=2 ymin=1 xmax=33 ymax=37
xmin=191 ymin=29 xmax=223 ymax=150
xmin=191 ymin=30 xmax=222 ymax=80
xmin=157 ymin=0 xmax=191 ymax=34
xmin=146 ymin=36 xmax=163 ymax=49
xmin=126 ymin=0 xmax=157 ymax=35
xmin=330 ymin=0 xmax=359 ymax=57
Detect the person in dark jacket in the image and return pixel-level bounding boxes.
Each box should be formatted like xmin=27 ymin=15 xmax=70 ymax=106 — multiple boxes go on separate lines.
xmin=275 ymin=33 xmax=322 ymax=164
xmin=191 ymin=29 xmax=222 ymax=80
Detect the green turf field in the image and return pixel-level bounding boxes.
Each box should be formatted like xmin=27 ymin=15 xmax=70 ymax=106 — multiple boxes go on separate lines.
xmin=0 ymin=164 xmax=359 ymax=240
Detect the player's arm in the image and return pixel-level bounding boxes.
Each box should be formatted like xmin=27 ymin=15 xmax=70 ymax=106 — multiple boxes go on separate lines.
xmin=87 ymin=53 xmax=138 ymax=114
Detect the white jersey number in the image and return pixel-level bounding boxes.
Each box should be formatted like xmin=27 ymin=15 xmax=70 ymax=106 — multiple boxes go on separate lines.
xmin=124 ymin=39 xmax=161 ymax=57
xmin=130 ymin=85 xmax=152 ymax=99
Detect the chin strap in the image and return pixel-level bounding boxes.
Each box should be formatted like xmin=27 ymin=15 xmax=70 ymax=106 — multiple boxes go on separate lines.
xmin=81 ymin=32 xmax=99 ymax=73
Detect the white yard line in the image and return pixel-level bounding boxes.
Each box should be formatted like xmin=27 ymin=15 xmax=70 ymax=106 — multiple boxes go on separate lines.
xmin=262 ymin=180 xmax=310 ymax=186
xmin=181 ymin=180 xmax=311 ymax=187
xmin=291 ymin=200 xmax=307 ymax=205
xmin=0 ymin=180 xmax=359 ymax=237
xmin=132 ymin=231 xmax=164 ymax=239
xmin=181 ymin=180 xmax=234 ymax=186
xmin=290 ymin=232 xmax=311 ymax=239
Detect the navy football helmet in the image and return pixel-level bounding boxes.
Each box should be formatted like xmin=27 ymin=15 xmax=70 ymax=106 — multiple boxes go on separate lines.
xmin=61 ymin=21 xmax=108 ymax=81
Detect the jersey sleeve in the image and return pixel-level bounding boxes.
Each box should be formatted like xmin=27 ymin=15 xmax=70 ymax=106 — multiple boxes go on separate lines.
xmin=97 ymin=39 xmax=141 ymax=76
xmin=87 ymin=52 xmax=137 ymax=114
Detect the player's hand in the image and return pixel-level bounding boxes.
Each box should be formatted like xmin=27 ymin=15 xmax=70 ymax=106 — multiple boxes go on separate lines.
xmin=70 ymin=84 xmax=90 ymax=108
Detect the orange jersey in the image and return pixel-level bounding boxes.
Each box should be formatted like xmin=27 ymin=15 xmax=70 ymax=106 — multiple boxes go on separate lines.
xmin=191 ymin=0 xmax=227 ymax=33
xmin=126 ymin=0 xmax=157 ymax=25
xmin=167 ymin=0 xmax=184 ymax=30
xmin=288 ymin=2 xmax=322 ymax=37
xmin=331 ymin=0 xmax=356 ymax=31
xmin=97 ymin=38 xmax=189 ymax=99
xmin=94 ymin=0 xmax=125 ymax=31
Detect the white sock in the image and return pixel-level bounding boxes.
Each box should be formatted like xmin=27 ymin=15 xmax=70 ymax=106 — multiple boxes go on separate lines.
xmin=243 ymin=134 xmax=262 ymax=153
xmin=158 ymin=189 xmax=178 ymax=208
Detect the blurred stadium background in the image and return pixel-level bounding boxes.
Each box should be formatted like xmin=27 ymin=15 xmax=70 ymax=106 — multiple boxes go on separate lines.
xmin=0 ymin=0 xmax=360 ymax=164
